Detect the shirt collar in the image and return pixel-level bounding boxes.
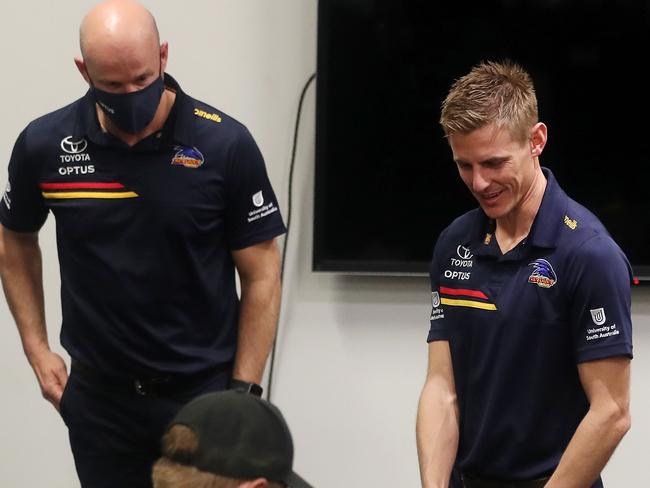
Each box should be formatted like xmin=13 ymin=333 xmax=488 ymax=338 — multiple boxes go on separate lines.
xmin=470 ymin=167 xmax=569 ymax=256
xmin=72 ymin=73 xmax=196 ymax=148
xmin=527 ymin=167 xmax=569 ymax=249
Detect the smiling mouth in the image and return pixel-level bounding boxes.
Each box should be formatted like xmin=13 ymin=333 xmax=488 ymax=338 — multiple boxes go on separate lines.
xmin=481 ymin=190 xmax=502 ymax=204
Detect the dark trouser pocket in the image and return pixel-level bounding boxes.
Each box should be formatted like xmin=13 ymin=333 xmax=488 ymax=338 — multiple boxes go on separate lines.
xmin=58 ymin=371 xmax=75 ymax=424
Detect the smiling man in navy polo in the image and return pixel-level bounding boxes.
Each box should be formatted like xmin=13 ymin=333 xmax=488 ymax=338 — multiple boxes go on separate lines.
xmin=416 ymin=61 xmax=632 ymax=488
xmin=0 ymin=1 xmax=285 ymax=487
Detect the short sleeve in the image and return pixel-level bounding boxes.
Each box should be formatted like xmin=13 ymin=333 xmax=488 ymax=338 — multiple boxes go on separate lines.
xmin=225 ymin=127 xmax=286 ymax=250
xmin=0 ymin=128 xmax=48 ymax=232
xmin=569 ymin=235 xmax=633 ymax=363
xmin=427 ymin=228 xmax=450 ymax=342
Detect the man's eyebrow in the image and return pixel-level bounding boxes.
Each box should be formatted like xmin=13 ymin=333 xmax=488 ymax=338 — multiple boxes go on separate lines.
xmin=454 ymin=156 xmax=510 ymax=165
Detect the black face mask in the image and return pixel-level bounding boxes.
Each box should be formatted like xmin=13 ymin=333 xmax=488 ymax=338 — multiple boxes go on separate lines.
xmin=91 ymin=75 xmax=165 ymax=134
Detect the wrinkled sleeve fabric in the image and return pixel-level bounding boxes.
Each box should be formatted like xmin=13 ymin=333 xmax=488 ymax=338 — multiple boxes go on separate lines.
xmin=0 ymin=128 xmax=48 ymax=232
xmin=428 ymin=227 xmax=450 ymax=342
xmin=568 ymin=234 xmax=633 ymax=363
xmin=225 ymin=127 xmax=286 ymax=250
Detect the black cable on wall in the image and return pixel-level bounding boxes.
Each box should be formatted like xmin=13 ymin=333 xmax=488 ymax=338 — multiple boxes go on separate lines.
xmin=266 ymin=72 xmax=317 ymax=403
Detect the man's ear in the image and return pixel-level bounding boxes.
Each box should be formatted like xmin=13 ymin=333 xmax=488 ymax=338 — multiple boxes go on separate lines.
xmin=530 ymin=122 xmax=548 ymax=157
xmin=160 ymin=41 xmax=169 ymax=74
xmin=74 ymin=57 xmax=91 ymax=85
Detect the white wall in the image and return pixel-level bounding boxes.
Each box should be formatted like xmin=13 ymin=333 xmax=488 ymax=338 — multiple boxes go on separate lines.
xmin=0 ymin=2 xmax=647 ymax=487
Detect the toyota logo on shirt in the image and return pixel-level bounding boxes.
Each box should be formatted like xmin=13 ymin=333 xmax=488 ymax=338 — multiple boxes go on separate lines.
xmin=60 ymin=136 xmax=88 ymax=154
xmin=456 ymin=245 xmax=473 ymax=260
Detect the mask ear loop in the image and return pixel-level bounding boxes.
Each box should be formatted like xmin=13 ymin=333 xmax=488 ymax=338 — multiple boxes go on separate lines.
xmin=85 ymin=70 xmax=109 ymax=132
xmin=159 ymin=46 xmax=165 ymax=81
xmin=158 ymin=59 xmax=166 ymax=98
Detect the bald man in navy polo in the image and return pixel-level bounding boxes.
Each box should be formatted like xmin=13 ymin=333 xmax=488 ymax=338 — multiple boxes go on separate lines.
xmin=0 ymin=2 xmax=285 ymax=486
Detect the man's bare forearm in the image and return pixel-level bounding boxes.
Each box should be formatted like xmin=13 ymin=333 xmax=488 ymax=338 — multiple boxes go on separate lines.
xmin=232 ymin=274 xmax=281 ymax=384
xmin=545 ymin=406 xmax=630 ymax=487
xmin=416 ymin=378 xmax=460 ymax=488
xmin=0 ymin=226 xmax=69 ymax=410
xmin=0 ymin=227 xmax=49 ymax=359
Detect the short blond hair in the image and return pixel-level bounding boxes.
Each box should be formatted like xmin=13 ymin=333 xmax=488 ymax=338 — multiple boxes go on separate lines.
xmin=439 ymin=60 xmax=538 ymax=143
xmin=152 ymin=425 xmax=284 ymax=488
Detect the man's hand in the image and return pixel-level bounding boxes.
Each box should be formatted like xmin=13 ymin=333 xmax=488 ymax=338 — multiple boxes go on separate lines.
xmin=29 ymin=348 xmax=68 ymax=411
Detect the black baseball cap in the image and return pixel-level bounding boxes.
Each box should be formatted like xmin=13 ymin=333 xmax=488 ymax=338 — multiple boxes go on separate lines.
xmin=165 ymin=390 xmax=313 ymax=487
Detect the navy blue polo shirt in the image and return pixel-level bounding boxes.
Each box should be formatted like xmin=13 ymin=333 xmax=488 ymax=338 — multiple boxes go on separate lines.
xmin=0 ymin=74 xmax=286 ymax=377
xmin=427 ymin=168 xmax=632 ymax=486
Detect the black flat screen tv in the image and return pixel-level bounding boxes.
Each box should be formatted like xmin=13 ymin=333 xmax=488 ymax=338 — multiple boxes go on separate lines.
xmin=314 ymin=0 xmax=650 ymax=279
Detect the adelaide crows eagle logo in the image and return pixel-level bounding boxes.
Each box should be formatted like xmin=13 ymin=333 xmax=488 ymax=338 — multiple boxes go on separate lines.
xmin=171 ymin=146 xmax=204 ymax=168
xmin=527 ymin=259 xmax=557 ymax=288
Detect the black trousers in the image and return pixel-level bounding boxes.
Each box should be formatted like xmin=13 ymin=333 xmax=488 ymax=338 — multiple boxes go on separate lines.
xmin=460 ymin=473 xmax=549 ymax=488
xmin=59 ymin=362 xmax=231 ymax=488
xmin=459 ymin=472 xmax=603 ymax=488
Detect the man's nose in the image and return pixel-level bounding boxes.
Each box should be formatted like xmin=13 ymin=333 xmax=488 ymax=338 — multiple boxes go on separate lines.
xmin=472 ymin=168 xmax=489 ymax=193
xmin=123 ymin=84 xmax=142 ymax=94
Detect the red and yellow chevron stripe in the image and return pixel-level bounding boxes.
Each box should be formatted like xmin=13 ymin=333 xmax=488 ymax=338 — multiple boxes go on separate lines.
xmin=39 ymin=182 xmax=138 ymax=200
xmin=439 ymin=286 xmax=497 ymax=311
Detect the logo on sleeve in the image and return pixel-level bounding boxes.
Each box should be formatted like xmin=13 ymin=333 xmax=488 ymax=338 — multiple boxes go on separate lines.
xmin=171 ymin=146 xmax=204 ymax=168
xmin=528 ymin=259 xmax=557 ymax=288
xmin=430 ymin=291 xmax=444 ymax=320
xmin=590 ymin=307 xmax=606 ymax=325
xmin=3 ymin=181 xmax=11 ymax=209
xmin=252 ymin=191 xmax=264 ymax=207
xmin=586 ymin=307 xmax=619 ymax=341
xmin=247 ymin=193 xmax=278 ymax=223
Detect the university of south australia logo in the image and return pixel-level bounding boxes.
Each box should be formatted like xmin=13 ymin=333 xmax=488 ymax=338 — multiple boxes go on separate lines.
xmin=590 ymin=307 xmax=606 ymax=325
xmin=252 ymin=191 xmax=264 ymax=207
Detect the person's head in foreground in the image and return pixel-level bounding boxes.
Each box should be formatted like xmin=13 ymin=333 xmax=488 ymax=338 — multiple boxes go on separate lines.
xmin=152 ymin=391 xmax=313 ymax=488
